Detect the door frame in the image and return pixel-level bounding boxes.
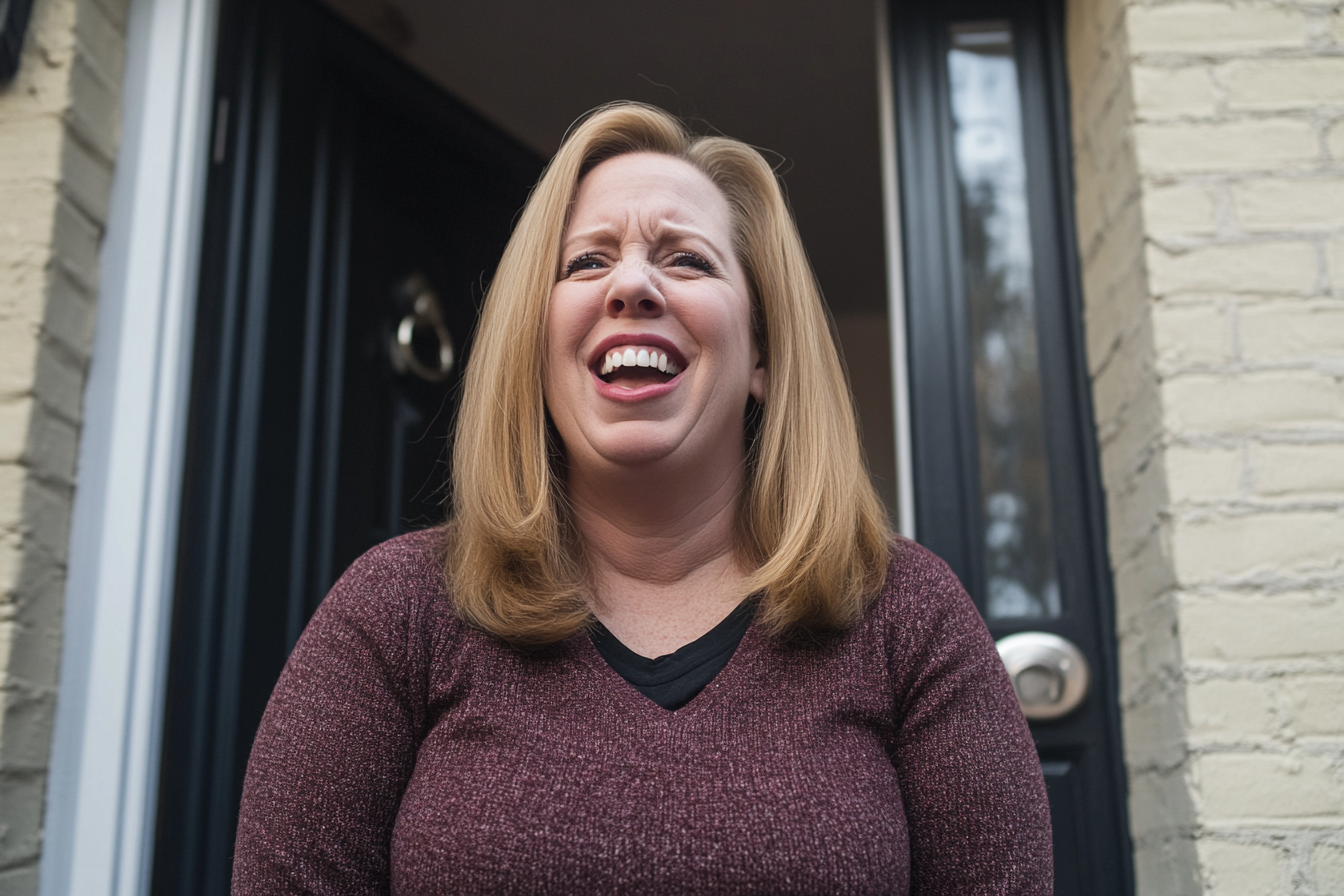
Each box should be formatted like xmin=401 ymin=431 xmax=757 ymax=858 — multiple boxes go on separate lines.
xmin=40 ymin=0 xmax=220 ymax=893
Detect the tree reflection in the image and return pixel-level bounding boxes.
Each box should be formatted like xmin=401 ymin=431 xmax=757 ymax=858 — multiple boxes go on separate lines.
xmin=949 ymin=26 xmax=1061 ymax=619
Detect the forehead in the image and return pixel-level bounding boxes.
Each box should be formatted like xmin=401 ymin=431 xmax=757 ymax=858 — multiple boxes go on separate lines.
xmin=566 ymin=153 xmax=733 ymax=236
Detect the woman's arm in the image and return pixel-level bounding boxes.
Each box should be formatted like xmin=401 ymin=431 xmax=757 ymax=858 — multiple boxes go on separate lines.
xmin=232 ymin=534 xmax=439 ymax=895
xmin=886 ymin=547 xmax=1054 ymax=895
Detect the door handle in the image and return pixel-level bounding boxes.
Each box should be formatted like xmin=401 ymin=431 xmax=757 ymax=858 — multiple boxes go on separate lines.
xmin=995 ymin=632 xmax=1090 ymax=721
xmin=390 ymin=274 xmax=455 ymax=383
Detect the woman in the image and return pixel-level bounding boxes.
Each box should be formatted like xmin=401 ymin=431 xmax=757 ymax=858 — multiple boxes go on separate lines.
xmin=233 ymin=102 xmax=1052 ymax=894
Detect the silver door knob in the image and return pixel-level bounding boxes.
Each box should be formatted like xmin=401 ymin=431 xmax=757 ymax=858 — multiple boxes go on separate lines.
xmin=995 ymin=632 xmax=1090 ymax=721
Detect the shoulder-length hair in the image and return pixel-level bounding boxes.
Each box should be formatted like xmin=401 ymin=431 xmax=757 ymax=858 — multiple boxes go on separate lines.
xmin=447 ymin=101 xmax=893 ymax=646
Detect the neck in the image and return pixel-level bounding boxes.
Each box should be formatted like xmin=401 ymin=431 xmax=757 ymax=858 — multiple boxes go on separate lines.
xmin=565 ymin=448 xmax=753 ymax=656
xmin=569 ymin=458 xmax=744 ymax=584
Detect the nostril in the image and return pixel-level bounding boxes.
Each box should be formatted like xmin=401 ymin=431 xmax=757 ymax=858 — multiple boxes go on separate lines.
xmin=608 ymin=299 xmax=626 ymax=313
xmin=637 ymin=299 xmax=659 ymax=313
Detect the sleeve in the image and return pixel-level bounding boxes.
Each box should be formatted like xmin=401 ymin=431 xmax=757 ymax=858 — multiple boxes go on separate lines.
xmin=231 ymin=541 xmax=434 ymax=895
xmin=885 ymin=550 xmax=1053 ymax=896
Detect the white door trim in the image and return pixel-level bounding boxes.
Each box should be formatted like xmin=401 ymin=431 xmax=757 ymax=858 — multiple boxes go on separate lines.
xmin=40 ymin=0 xmax=219 ymax=891
xmin=875 ymin=0 xmax=916 ymax=539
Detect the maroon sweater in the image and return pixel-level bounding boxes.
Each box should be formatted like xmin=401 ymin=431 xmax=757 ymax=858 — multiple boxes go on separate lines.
xmin=233 ymin=530 xmax=1051 ymax=894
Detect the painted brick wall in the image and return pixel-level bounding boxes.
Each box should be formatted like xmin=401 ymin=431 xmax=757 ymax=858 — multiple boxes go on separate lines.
xmin=1067 ymin=0 xmax=1344 ymax=893
xmin=0 ymin=0 xmax=127 ymax=890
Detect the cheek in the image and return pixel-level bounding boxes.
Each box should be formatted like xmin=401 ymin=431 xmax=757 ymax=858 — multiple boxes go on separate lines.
xmin=715 ymin=295 xmax=759 ymax=365
xmin=542 ymin=291 xmax=592 ymax=416
xmin=545 ymin=291 xmax=592 ymax=360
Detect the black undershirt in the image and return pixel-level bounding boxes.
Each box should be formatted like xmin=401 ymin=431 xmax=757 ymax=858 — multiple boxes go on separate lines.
xmin=589 ymin=599 xmax=758 ymax=711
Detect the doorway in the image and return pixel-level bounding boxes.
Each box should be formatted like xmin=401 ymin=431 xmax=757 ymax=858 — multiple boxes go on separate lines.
xmin=148 ymin=0 xmax=1131 ymax=889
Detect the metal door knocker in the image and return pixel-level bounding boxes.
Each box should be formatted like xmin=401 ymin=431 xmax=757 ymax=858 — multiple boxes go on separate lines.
xmin=390 ymin=274 xmax=455 ymax=383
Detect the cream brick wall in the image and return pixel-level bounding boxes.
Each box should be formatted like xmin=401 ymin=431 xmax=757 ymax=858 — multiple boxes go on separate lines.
xmin=0 ymin=0 xmax=126 ymax=891
xmin=1068 ymin=0 xmax=1344 ymax=892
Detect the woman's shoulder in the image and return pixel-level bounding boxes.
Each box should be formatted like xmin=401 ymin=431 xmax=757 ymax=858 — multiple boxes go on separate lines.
xmin=872 ymin=536 xmax=973 ymax=616
xmin=335 ymin=527 xmax=448 ymax=592
xmin=859 ymin=537 xmax=991 ymax=665
xmin=314 ymin=527 xmax=461 ymax=642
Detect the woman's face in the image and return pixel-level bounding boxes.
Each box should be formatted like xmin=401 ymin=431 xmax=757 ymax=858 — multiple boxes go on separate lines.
xmin=544 ymin=153 xmax=766 ymax=475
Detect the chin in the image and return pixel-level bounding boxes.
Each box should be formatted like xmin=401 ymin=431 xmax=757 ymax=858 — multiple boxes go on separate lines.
xmin=593 ymin=438 xmax=682 ymax=468
xmin=576 ymin=421 xmax=691 ymax=468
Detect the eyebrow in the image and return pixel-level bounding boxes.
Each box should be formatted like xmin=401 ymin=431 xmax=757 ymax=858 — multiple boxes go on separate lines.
xmin=560 ymin=220 xmax=723 ymax=254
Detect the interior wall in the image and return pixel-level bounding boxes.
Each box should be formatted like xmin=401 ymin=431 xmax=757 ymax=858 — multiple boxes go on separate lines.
xmin=316 ymin=0 xmax=902 ymax=515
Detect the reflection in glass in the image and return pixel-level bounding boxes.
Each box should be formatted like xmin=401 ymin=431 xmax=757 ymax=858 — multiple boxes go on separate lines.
xmin=947 ymin=22 xmax=1061 ymax=619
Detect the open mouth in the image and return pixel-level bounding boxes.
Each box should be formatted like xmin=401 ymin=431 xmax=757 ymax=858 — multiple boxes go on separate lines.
xmin=595 ymin=345 xmax=682 ymax=388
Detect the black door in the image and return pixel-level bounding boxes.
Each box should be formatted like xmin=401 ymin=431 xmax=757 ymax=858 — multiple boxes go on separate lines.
xmin=152 ymin=2 xmax=542 ymax=891
xmin=888 ymin=0 xmax=1134 ymax=892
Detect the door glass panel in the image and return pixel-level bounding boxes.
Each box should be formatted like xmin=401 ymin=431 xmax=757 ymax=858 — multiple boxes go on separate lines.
xmin=947 ymin=21 xmax=1061 ymax=619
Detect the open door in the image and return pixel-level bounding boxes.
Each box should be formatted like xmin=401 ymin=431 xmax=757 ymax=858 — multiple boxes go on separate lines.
xmin=152 ymin=1 xmax=542 ymax=890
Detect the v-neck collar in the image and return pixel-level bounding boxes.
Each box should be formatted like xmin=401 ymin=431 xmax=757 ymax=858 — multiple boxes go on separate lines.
xmin=569 ymin=611 xmax=765 ymax=719
xmin=591 ymin=597 xmax=757 ymax=676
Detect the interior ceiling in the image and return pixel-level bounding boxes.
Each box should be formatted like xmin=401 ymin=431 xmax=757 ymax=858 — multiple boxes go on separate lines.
xmin=319 ymin=0 xmax=888 ymax=316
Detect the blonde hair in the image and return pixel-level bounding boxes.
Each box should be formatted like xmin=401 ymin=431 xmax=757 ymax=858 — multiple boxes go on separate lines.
xmin=448 ymin=102 xmax=893 ymax=645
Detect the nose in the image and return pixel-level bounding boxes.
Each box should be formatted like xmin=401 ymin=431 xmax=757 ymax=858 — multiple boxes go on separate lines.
xmin=604 ymin=259 xmax=665 ymax=318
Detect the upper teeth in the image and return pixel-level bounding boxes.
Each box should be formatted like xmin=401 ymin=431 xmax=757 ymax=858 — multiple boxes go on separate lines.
xmin=599 ymin=346 xmax=680 ymax=376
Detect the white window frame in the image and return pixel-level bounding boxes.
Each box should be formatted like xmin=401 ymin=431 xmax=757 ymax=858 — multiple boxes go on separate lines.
xmin=40 ymin=0 xmax=219 ymax=892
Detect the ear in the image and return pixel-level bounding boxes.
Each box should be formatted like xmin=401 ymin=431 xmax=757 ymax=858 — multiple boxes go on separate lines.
xmin=749 ymin=344 xmax=768 ymax=403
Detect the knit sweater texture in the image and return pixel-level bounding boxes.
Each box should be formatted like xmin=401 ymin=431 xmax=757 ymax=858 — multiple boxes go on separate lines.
xmin=232 ymin=529 xmax=1052 ymax=894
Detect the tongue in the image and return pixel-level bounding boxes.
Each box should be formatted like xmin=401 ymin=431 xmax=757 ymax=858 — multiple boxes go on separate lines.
xmin=606 ymin=367 xmax=672 ymax=389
